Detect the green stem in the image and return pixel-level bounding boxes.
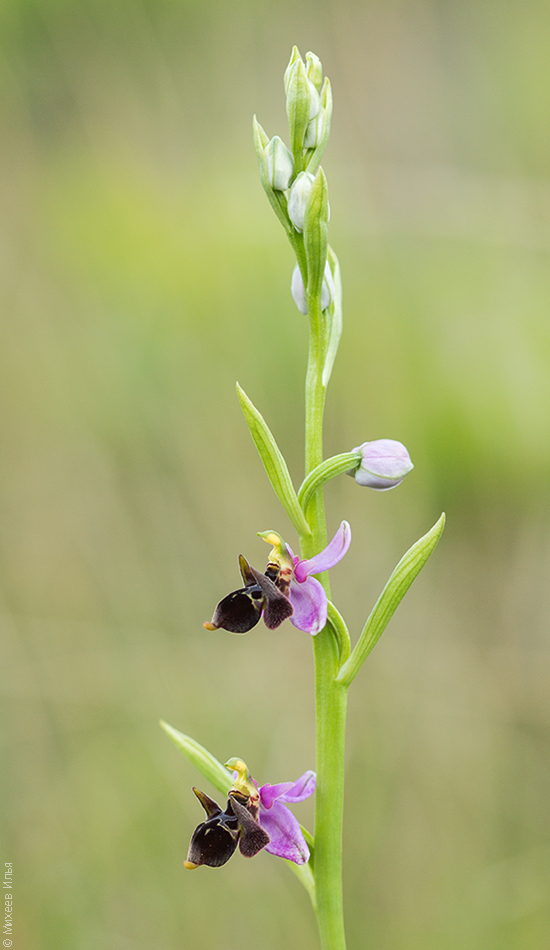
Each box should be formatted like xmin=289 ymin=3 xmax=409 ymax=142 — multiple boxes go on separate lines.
xmin=300 ymin=289 xmax=348 ymax=949
xmin=313 ymin=635 xmax=348 ymax=950
xmin=303 ymin=296 xmax=328 ymax=548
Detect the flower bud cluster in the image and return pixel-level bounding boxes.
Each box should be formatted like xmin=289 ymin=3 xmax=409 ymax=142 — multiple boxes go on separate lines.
xmin=284 ymin=47 xmax=332 ymax=163
xmin=255 ymin=47 xmax=332 ymax=204
xmin=253 ymin=48 xmax=335 ymax=325
xmin=284 ymin=47 xmax=321 ymax=127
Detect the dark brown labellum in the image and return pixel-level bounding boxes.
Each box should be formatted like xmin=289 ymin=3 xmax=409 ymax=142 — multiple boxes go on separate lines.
xmin=209 ymin=585 xmax=265 ymax=633
xmin=185 ymin=787 xmax=270 ymax=868
xmin=204 ymin=555 xmax=293 ymax=633
xmin=246 ymin=563 xmax=294 ymax=630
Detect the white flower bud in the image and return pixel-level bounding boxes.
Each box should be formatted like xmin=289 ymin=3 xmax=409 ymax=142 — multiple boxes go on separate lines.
xmin=304 ymin=113 xmax=321 ymax=149
xmin=304 ymin=84 xmax=331 ymax=150
xmin=285 ymin=61 xmax=320 ymax=119
xmin=284 ymin=46 xmax=302 ymax=96
xmin=305 ymin=79 xmax=321 ymax=120
xmin=306 ymin=51 xmax=323 ymax=92
xmin=291 ymin=262 xmax=334 ymax=314
xmin=287 ymin=172 xmax=314 ymax=231
xmin=348 ymin=440 xmax=414 ymax=490
xmin=291 ymin=265 xmax=308 ymax=314
xmin=265 ymin=136 xmax=295 ymax=191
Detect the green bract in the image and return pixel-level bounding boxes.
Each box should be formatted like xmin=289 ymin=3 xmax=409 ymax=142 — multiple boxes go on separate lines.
xmin=303 ymin=168 xmax=329 ymax=310
xmin=160 ymin=721 xmax=233 ymax=796
xmin=236 ymin=382 xmax=311 ymax=536
xmin=337 ymin=514 xmax=446 ymax=687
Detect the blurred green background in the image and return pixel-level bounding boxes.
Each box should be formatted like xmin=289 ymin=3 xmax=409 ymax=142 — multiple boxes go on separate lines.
xmin=2 ymin=0 xmax=550 ymax=947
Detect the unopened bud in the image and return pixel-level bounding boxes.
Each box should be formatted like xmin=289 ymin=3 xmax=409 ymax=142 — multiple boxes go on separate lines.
xmin=304 ymin=114 xmax=321 ymax=149
xmin=305 ymin=79 xmax=320 ymax=120
xmin=348 ymin=440 xmax=414 ymax=490
xmin=306 ymin=51 xmax=323 ymax=92
xmin=265 ymin=136 xmax=294 ymax=191
xmin=285 ymin=60 xmax=320 ymax=121
xmin=287 ymin=172 xmax=314 ymax=231
xmin=284 ymin=46 xmax=302 ymax=96
xmin=285 ymin=50 xmax=321 ymax=154
xmin=291 ymin=262 xmax=334 ymax=314
xmin=304 ymin=77 xmax=332 ymax=150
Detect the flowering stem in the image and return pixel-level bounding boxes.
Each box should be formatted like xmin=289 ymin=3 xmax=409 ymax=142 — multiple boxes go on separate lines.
xmin=303 ymin=296 xmax=328 ymax=543
xmin=312 ymin=635 xmax=348 ymax=950
xmin=300 ymin=288 xmax=348 ymax=949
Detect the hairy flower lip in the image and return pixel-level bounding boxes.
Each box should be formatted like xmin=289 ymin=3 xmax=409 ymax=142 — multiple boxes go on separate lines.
xmin=203 ymin=555 xmax=293 ymax=634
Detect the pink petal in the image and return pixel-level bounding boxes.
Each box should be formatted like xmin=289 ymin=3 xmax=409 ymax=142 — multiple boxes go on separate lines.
xmin=259 ymin=802 xmax=310 ymax=865
xmin=276 ymin=770 xmax=316 ymax=804
xmin=259 ymin=771 xmax=316 ymax=809
xmin=288 ymin=576 xmax=327 ymax=635
xmin=259 ymin=782 xmax=295 ymax=810
xmin=294 ymin=521 xmax=351 ymax=582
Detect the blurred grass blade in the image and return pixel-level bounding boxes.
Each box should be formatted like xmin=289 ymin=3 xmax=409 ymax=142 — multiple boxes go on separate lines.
xmin=337 ymin=513 xmax=446 ymax=687
xmin=237 ymin=383 xmax=311 ymax=536
xmin=322 ymin=247 xmax=343 ymax=388
xmin=160 ymin=720 xmax=233 ymax=796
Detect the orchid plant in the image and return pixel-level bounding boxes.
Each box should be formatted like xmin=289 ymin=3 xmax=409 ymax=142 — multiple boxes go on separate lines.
xmin=161 ymin=46 xmax=445 ymax=950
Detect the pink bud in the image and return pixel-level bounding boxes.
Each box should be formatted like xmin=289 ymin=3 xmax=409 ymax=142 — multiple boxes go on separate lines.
xmin=350 ymin=440 xmax=414 ymax=490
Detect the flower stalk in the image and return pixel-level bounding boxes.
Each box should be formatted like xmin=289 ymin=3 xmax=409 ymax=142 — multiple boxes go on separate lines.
xmin=162 ymin=45 xmax=445 ymax=950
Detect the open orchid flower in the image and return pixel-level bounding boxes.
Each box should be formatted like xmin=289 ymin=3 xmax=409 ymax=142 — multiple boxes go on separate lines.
xmin=203 ymin=522 xmax=351 ymax=637
xmin=184 ymin=759 xmax=315 ymax=870
xmin=228 ymin=758 xmax=315 ymax=865
xmin=260 ymin=521 xmax=351 ymax=635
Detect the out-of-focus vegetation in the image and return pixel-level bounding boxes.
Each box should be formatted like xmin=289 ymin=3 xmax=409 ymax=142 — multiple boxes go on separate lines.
xmin=1 ymin=1 xmax=550 ymax=947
